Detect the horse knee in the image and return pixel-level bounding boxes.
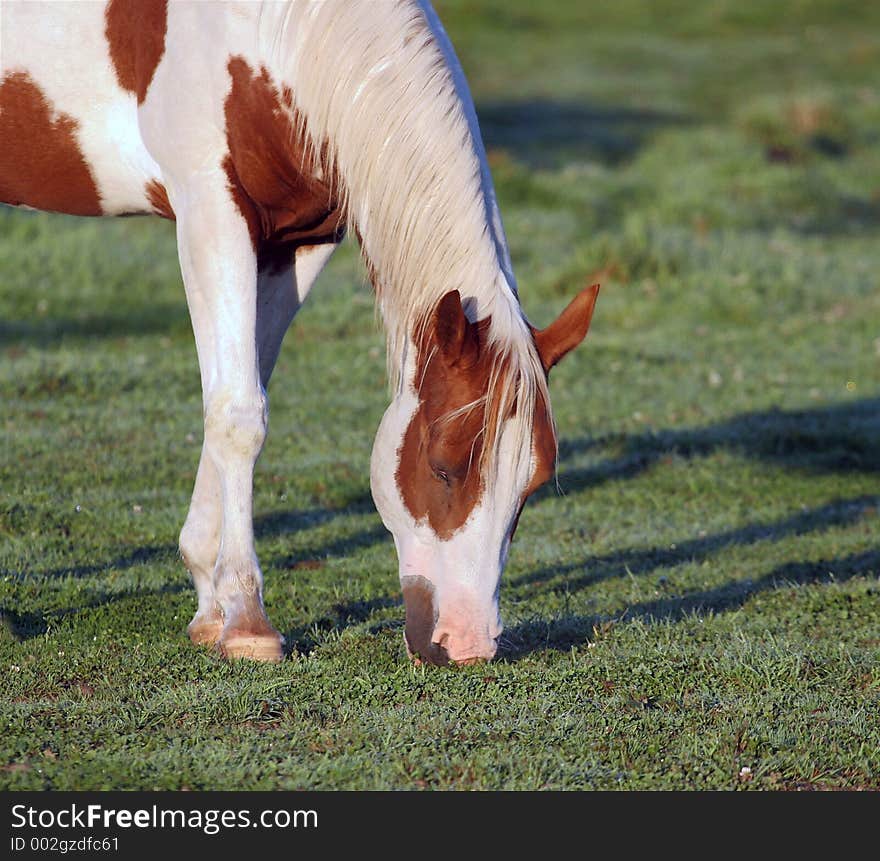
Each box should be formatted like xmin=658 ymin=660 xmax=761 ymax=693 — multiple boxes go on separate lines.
xmin=179 ymin=516 xmax=218 ymax=578
xmin=203 ymin=388 xmax=268 ymax=464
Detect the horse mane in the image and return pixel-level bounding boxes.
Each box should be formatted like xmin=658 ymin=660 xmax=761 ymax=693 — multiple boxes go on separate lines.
xmin=270 ymin=0 xmax=553 ymax=478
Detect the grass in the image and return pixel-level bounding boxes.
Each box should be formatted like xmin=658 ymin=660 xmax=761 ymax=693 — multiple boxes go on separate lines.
xmin=1 ymin=0 xmax=879 ymax=790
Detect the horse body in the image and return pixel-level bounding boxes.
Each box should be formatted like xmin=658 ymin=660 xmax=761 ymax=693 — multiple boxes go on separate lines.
xmin=0 ymin=0 xmax=598 ymax=665
xmin=0 ymin=1 xmax=162 ymax=215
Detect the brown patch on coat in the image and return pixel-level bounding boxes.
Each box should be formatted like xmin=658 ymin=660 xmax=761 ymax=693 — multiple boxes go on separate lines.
xmin=395 ymin=298 xmax=495 ymax=540
xmin=0 ymin=72 xmax=102 ymax=215
xmin=395 ymin=290 xmax=564 ymax=543
xmin=222 ymin=56 xmax=345 ymax=273
xmin=104 ymin=0 xmax=168 ymax=104
xmin=401 ymin=575 xmax=449 ymax=666
xmin=144 ymin=179 xmax=174 ymax=219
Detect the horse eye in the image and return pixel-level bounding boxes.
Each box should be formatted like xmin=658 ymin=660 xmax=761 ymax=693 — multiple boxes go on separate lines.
xmin=431 ymin=465 xmax=451 ymax=485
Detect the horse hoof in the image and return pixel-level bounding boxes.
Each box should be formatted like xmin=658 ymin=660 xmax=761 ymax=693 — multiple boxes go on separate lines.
xmin=187 ymin=614 xmax=224 ymax=647
xmin=218 ymin=629 xmax=284 ymax=662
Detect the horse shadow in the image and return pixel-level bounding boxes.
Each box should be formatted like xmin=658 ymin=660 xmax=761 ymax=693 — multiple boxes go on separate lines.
xmin=551 ymin=396 xmax=880 ymax=498
xmin=282 ymin=595 xmax=400 ymax=657
xmin=476 ymin=98 xmax=691 ymax=168
xmin=475 ymin=98 xmax=879 ymax=237
xmin=0 ymin=492 xmax=388 ymax=642
xmin=0 ymin=491 xmax=378 ymax=583
xmin=4 ymin=400 xmax=877 ymax=655
xmin=0 ymin=302 xmax=190 ymax=345
xmin=501 ymin=547 xmax=879 ymax=659
xmin=502 ymin=397 xmax=880 ymax=657
xmin=0 ymin=580 xmax=190 ymax=641
xmin=267 ymin=398 xmax=880 ymax=658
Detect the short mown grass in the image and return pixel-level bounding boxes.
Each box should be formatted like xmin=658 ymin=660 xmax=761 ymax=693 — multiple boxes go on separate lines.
xmin=1 ymin=0 xmax=878 ymax=790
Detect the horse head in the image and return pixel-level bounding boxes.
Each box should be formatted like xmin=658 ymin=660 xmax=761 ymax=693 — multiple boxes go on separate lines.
xmin=371 ymin=284 xmax=600 ymax=664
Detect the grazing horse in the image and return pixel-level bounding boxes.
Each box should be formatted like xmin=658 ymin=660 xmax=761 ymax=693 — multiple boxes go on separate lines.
xmin=0 ymin=1 xmax=599 ymax=665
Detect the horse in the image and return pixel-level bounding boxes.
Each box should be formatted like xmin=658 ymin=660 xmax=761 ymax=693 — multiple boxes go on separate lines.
xmin=0 ymin=0 xmax=599 ymax=666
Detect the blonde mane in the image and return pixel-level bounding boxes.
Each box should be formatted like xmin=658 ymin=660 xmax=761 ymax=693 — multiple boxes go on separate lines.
xmin=267 ymin=0 xmax=553 ymax=477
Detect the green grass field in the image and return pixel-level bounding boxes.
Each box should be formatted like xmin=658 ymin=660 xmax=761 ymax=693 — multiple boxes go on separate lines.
xmin=1 ymin=0 xmax=879 ymax=790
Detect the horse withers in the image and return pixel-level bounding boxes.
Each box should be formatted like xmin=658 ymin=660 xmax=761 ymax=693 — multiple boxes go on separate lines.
xmin=0 ymin=1 xmax=599 ymax=665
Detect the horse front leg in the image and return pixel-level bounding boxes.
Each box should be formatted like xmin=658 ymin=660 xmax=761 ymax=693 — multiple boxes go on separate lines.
xmin=174 ymin=185 xmax=281 ymax=661
xmin=180 ymin=451 xmax=223 ymax=646
xmin=179 ymin=236 xmax=339 ymax=657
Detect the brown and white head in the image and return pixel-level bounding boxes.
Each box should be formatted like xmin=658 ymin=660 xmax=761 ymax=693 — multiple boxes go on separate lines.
xmin=370 ymin=284 xmax=600 ymax=665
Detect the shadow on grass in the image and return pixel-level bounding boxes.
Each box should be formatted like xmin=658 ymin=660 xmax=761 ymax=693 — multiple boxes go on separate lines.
xmin=278 ymin=393 xmax=880 ymax=656
xmin=4 ymin=400 xmax=876 ymax=652
xmin=550 ymin=397 xmax=880 ymax=499
xmin=271 ymin=525 xmax=388 ymax=572
xmin=502 ymin=548 xmax=879 ymax=659
xmin=0 ymin=493 xmax=379 ymax=583
xmin=283 ymin=595 xmax=400 ymax=657
xmin=0 ymin=581 xmax=189 ymax=641
xmin=477 ymin=99 xmax=690 ymax=168
xmin=0 ymin=497 xmax=387 ymax=641
xmin=786 ymin=192 xmax=880 ymax=238
xmin=513 ymin=494 xmax=879 ymax=593
xmin=0 ymin=303 xmax=190 ymax=345
xmin=0 ymin=544 xmax=180 ymax=584
xmin=502 ymin=397 xmax=880 ymax=658
xmin=254 ymin=491 xmax=375 ymax=542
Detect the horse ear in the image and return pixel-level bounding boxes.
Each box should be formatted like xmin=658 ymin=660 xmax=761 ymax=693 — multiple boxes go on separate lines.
xmin=533 ymin=283 xmax=600 ymax=373
xmin=433 ymin=290 xmax=478 ymax=365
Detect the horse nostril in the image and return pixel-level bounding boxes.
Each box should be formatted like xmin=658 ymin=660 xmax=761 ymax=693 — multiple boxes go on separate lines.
xmin=430 ymin=627 xmax=498 ymax=665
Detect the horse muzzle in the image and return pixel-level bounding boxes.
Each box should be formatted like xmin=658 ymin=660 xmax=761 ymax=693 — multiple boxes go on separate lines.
xmin=401 ymin=574 xmax=501 ymax=666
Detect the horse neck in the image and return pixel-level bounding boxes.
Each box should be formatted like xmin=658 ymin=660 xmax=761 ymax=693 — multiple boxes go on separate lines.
xmin=271 ymin=0 xmax=522 ymax=373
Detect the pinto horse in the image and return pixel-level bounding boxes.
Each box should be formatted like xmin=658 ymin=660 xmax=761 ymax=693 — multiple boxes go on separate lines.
xmin=0 ymin=1 xmax=599 ymax=665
